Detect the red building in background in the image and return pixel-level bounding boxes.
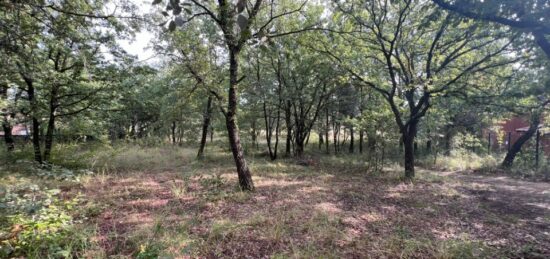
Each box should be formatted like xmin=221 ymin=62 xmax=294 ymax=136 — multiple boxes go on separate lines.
xmin=493 ymin=116 xmax=550 ymax=157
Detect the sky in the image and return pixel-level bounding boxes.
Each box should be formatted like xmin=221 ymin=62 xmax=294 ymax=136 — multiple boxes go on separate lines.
xmin=119 ymin=31 xmax=156 ymax=62
xmin=116 ymin=0 xmax=157 ymax=63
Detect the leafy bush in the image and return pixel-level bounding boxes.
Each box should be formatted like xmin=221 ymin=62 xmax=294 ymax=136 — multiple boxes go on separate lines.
xmin=0 ymin=184 xmax=89 ymax=258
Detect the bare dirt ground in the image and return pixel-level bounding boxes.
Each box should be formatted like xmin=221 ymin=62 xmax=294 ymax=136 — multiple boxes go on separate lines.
xmin=82 ymin=160 xmax=550 ymax=258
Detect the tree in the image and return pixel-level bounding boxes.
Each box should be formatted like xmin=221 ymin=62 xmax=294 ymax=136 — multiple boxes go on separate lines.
xmin=432 ymin=0 xmax=550 ymax=59
xmin=1 ymin=0 xmax=138 ymax=163
xmin=325 ymin=0 xmax=518 ymax=177
xmin=156 ymin=0 xmax=316 ymax=190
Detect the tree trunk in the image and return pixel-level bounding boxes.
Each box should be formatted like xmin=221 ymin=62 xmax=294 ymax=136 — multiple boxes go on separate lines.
xmin=319 ymin=133 xmax=324 ymax=149
xmin=403 ymin=133 xmax=415 ymax=178
xmin=264 ymin=102 xmax=276 ymax=160
xmin=359 ymin=130 xmax=364 ymax=154
xmin=444 ymin=126 xmax=452 ymax=155
xmin=210 ymin=126 xmax=214 ymax=143
xmin=325 ymin=108 xmax=330 ymax=154
xmin=226 ymin=49 xmax=254 ymax=191
xmin=24 ymin=77 xmax=42 ymax=163
xmin=294 ymin=118 xmax=306 ymax=157
xmin=349 ymin=126 xmax=354 ymax=154
xmin=333 ymin=122 xmax=339 ymax=154
xmin=171 ymin=121 xmax=177 ymax=144
xmin=273 ymin=108 xmax=280 ymax=160
xmin=402 ymin=121 xmax=418 ymax=178
xmin=535 ymin=130 xmax=540 ymax=168
xmin=1 ymin=85 xmax=14 ymax=151
xmin=43 ymin=110 xmax=56 ymax=162
xmin=502 ymin=114 xmax=540 ymax=168
xmin=197 ymin=96 xmax=213 ymax=159
xmin=285 ymin=101 xmax=292 ymax=156
xmin=2 ymin=118 xmax=14 ymax=152
xmin=251 ymin=119 xmax=257 ymax=150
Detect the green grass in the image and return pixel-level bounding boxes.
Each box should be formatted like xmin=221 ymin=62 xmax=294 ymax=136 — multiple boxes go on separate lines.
xmin=0 ymin=142 xmax=548 ymax=258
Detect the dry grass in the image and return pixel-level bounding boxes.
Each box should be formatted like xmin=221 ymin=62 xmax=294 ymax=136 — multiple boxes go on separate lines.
xmin=73 ymin=146 xmax=550 ymax=258
xmin=2 ymin=144 xmax=549 ymax=258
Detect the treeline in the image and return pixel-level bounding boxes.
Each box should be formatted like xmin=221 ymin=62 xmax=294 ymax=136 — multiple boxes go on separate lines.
xmin=1 ymin=0 xmax=549 ymax=191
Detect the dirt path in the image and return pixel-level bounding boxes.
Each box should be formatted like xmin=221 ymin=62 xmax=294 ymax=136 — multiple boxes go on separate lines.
xmin=437 ymin=170 xmax=550 ymax=255
xmin=445 ymin=170 xmax=550 ymax=221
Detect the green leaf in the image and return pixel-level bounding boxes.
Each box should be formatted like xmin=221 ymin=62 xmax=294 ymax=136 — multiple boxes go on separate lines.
xmin=152 ymin=0 xmax=162 ymax=5
xmin=168 ymin=20 xmax=176 ymax=31
xmin=237 ymin=0 xmax=246 ymax=13
xmin=237 ymin=15 xmax=248 ymax=31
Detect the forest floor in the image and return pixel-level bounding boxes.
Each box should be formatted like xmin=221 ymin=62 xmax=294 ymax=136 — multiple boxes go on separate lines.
xmin=1 ymin=145 xmax=549 ymax=258
xmin=79 ymin=147 xmax=549 ymax=258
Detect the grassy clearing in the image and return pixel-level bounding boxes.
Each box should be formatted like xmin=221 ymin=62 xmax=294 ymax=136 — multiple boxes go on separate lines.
xmin=1 ymin=143 xmax=549 ymax=258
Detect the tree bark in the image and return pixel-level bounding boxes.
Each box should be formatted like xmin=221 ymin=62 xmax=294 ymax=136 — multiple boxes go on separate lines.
xmin=325 ymin=108 xmax=330 ymax=154
xmin=285 ymin=100 xmax=292 ymax=156
xmin=501 ymin=114 xmax=540 ymax=168
xmin=444 ymin=128 xmax=452 ymax=155
xmin=171 ymin=121 xmax=177 ymax=145
xmin=197 ymin=96 xmax=213 ymax=159
xmin=349 ymin=126 xmax=354 ymax=153
xmin=535 ymin=130 xmax=540 ymax=168
xmin=403 ymin=134 xmax=415 ymax=178
xmin=43 ymin=84 xmax=60 ymax=162
xmin=1 ymin=85 xmax=14 ymax=151
xmin=24 ymin=77 xmax=42 ymax=164
xmin=226 ymin=49 xmax=254 ymax=191
xmin=251 ymin=119 xmax=257 ymax=150
xmin=43 ymin=110 xmax=56 ymax=162
xmin=319 ymin=132 xmax=324 ymax=149
xmin=402 ymin=121 xmax=418 ymax=178
xmin=263 ymin=102 xmax=276 ymax=160
xmin=359 ymin=130 xmax=364 ymax=154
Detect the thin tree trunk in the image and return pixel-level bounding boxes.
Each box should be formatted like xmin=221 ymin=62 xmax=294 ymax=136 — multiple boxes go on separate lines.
xmin=333 ymin=121 xmax=338 ymax=154
xmin=359 ymin=130 xmax=364 ymax=154
xmin=24 ymin=77 xmax=42 ymax=164
xmin=349 ymin=126 xmax=354 ymax=154
xmin=251 ymin=119 xmax=257 ymax=150
xmin=535 ymin=130 xmax=540 ymax=168
xmin=325 ymin=108 xmax=330 ymax=154
xmin=226 ymin=49 xmax=254 ymax=191
xmin=43 ymin=110 xmax=56 ymax=162
xmin=210 ymin=126 xmax=214 ymax=143
xmin=285 ymin=101 xmax=292 ymax=156
xmin=197 ymin=96 xmax=213 ymax=159
xmin=1 ymin=85 xmax=14 ymax=151
xmin=273 ymin=107 xmax=280 ymax=160
xmin=171 ymin=121 xmax=177 ymax=144
xmin=444 ymin=126 xmax=452 ymax=155
xmin=319 ymin=132 xmax=323 ymax=150
xmin=263 ymin=102 xmax=275 ymax=160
